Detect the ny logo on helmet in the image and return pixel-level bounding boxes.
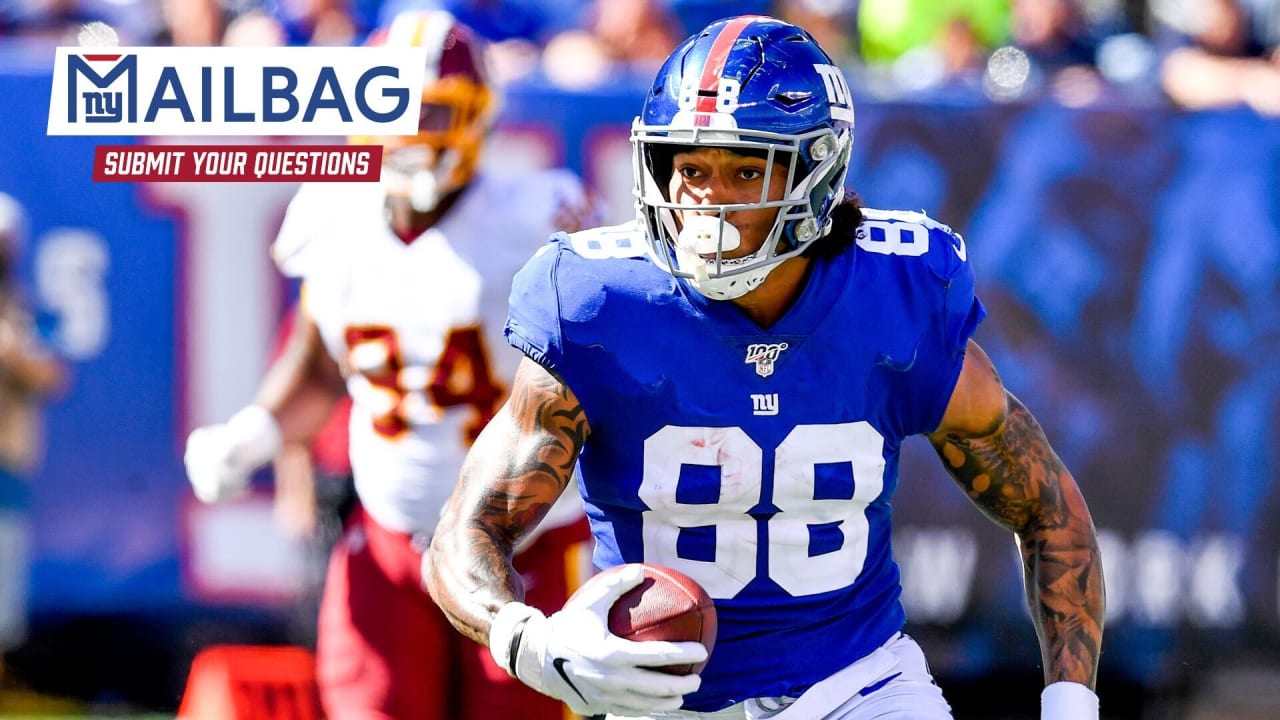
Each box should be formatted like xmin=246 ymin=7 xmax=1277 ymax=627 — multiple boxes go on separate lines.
xmin=745 ymin=342 xmax=789 ymax=377
xmin=814 ymin=64 xmax=854 ymax=123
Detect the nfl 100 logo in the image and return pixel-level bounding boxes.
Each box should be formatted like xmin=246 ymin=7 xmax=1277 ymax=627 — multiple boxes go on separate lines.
xmin=48 ymin=45 xmax=428 ymax=136
xmin=744 ymin=342 xmax=788 ymax=377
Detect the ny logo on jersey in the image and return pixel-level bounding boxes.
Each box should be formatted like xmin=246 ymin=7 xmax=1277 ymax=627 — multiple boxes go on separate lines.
xmin=745 ymin=342 xmax=789 ymax=377
xmin=751 ymin=393 xmax=779 ymax=416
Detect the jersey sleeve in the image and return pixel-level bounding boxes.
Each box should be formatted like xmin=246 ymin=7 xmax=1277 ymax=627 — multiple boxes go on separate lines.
xmin=271 ymin=182 xmax=328 ymax=279
xmin=890 ymin=221 xmax=987 ymax=436
xmin=933 ymin=226 xmax=986 ymax=358
xmin=906 ymin=222 xmax=983 ymax=430
xmin=504 ymin=237 xmax=567 ymax=371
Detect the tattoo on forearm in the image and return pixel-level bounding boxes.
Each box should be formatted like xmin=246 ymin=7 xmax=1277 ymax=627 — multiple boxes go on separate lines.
xmin=932 ymin=392 xmax=1105 ymax=687
xmin=433 ymin=362 xmax=589 ymax=645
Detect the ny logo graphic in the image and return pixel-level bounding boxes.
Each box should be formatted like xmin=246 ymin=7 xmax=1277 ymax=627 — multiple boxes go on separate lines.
xmin=751 ymin=393 xmax=779 ymax=416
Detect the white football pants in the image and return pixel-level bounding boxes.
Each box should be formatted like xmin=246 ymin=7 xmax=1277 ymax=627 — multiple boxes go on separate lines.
xmin=606 ymin=633 xmax=952 ymax=720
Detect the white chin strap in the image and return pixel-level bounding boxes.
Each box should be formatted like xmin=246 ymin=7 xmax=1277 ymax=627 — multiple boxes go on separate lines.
xmin=381 ymin=166 xmax=441 ymax=213
xmin=382 ymin=145 xmax=455 ymax=213
xmin=672 ymin=214 xmax=777 ymax=301
xmin=408 ymin=170 xmax=440 ymax=212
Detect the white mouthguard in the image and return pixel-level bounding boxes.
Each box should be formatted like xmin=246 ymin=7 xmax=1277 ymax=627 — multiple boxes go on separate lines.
xmin=677 ymin=214 xmax=741 ymax=255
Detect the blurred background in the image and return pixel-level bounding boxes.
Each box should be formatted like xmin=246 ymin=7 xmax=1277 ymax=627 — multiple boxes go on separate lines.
xmin=1 ymin=0 xmax=1279 ymax=718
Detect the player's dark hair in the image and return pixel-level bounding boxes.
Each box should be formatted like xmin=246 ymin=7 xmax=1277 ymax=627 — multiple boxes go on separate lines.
xmin=805 ymin=190 xmax=862 ymax=261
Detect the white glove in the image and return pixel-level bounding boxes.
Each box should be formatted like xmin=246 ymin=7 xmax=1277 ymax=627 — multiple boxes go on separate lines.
xmin=1041 ymin=681 xmax=1099 ymax=720
xmin=184 ymin=405 xmax=283 ymax=503
xmin=489 ymin=564 xmax=708 ymax=717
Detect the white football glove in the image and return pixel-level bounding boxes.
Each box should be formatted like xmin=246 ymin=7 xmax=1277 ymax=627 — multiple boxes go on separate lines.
xmin=489 ymin=564 xmax=708 ymax=717
xmin=184 ymin=405 xmax=283 ymax=503
xmin=1041 ymin=681 xmax=1099 ymax=720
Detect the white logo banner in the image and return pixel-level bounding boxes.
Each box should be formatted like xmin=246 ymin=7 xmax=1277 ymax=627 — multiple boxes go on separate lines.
xmin=48 ymin=46 xmax=429 ymax=136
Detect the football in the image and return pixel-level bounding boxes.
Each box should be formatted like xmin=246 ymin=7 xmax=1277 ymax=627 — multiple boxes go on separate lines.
xmin=575 ymin=562 xmax=717 ymax=675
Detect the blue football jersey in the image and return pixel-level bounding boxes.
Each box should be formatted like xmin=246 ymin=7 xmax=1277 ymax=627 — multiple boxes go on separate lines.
xmin=506 ymin=209 xmax=986 ymax=711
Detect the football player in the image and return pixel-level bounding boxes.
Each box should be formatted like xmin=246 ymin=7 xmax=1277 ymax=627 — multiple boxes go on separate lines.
xmin=183 ymin=11 xmax=593 ymax=720
xmin=0 ymin=193 xmax=66 ymax=664
xmin=425 ymin=14 xmax=1105 ymax=720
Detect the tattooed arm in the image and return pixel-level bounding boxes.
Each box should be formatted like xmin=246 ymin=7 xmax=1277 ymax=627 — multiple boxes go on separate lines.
xmin=927 ymin=340 xmax=1105 ymax=690
xmin=424 ymin=356 xmax=588 ymax=645
xmin=424 ymin=356 xmax=703 ymax=714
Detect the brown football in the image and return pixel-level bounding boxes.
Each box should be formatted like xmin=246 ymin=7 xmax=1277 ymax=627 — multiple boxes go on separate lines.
xmin=573 ymin=563 xmax=717 ymax=675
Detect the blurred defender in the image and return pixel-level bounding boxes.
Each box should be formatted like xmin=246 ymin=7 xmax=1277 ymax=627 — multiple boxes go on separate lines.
xmin=425 ymin=14 xmax=1105 ymax=720
xmin=183 ymin=11 xmax=591 ymax=719
xmin=0 ymin=193 xmax=65 ymax=670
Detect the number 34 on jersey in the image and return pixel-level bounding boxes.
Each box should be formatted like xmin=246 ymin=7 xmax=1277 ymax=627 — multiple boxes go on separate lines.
xmin=344 ymin=324 xmax=503 ymax=443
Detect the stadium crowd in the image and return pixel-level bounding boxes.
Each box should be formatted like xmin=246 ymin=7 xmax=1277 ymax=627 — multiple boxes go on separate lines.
xmin=1 ymin=0 xmax=1279 ymax=115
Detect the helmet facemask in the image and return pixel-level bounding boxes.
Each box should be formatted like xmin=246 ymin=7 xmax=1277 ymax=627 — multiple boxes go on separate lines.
xmin=380 ymin=77 xmax=492 ymax=212
xmin=630 ymin=16 xmax=855 ymax=301
xmin=633 ymin=122 xmax=851 ymax=301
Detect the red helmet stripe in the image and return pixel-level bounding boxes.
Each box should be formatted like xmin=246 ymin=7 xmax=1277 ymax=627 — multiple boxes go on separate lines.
xmin=694 ymin=16 xmax=757 ymax=114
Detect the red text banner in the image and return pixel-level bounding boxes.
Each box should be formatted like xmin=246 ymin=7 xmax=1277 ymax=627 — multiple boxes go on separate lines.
xmin=92 ymin=144 xmax=382 ymax=182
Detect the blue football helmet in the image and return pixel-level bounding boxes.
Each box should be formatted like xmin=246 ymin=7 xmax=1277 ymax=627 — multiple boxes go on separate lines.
xmin=632 ymin=15 xmax=855 ymax=300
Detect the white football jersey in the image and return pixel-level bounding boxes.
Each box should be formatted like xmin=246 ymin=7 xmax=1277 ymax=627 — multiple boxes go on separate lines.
xmin=273 ymin=170 xmax=593 ymax=535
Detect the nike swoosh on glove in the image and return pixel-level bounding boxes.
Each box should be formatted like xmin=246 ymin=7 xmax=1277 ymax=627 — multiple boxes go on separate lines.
xmin=489 ymin=564 xmax=708 ymax=717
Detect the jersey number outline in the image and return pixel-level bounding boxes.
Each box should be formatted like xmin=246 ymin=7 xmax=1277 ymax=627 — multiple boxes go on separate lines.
xmin=857 ymin=219 xmax=930 ymax=257
xmin=344 ymin=325 xmax=503 ymax=443
xmin=569 ymin=225 xmax=647 ymax=260
xmin=639 ymin=421 xmax=885 ymax=599
xmin=856 ymin=214 xmax=967 ymax=261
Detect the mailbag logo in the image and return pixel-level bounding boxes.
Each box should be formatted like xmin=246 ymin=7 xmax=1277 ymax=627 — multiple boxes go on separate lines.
xmin=49 ymin=44 xmax=427 ymax=181
xmin=49 ymin=46 xmax=428 ymax=136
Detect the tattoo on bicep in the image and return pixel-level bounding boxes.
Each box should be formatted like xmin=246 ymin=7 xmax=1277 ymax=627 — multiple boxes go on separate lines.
xmin=932 ymin=393 xmax=1065 ymax=533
